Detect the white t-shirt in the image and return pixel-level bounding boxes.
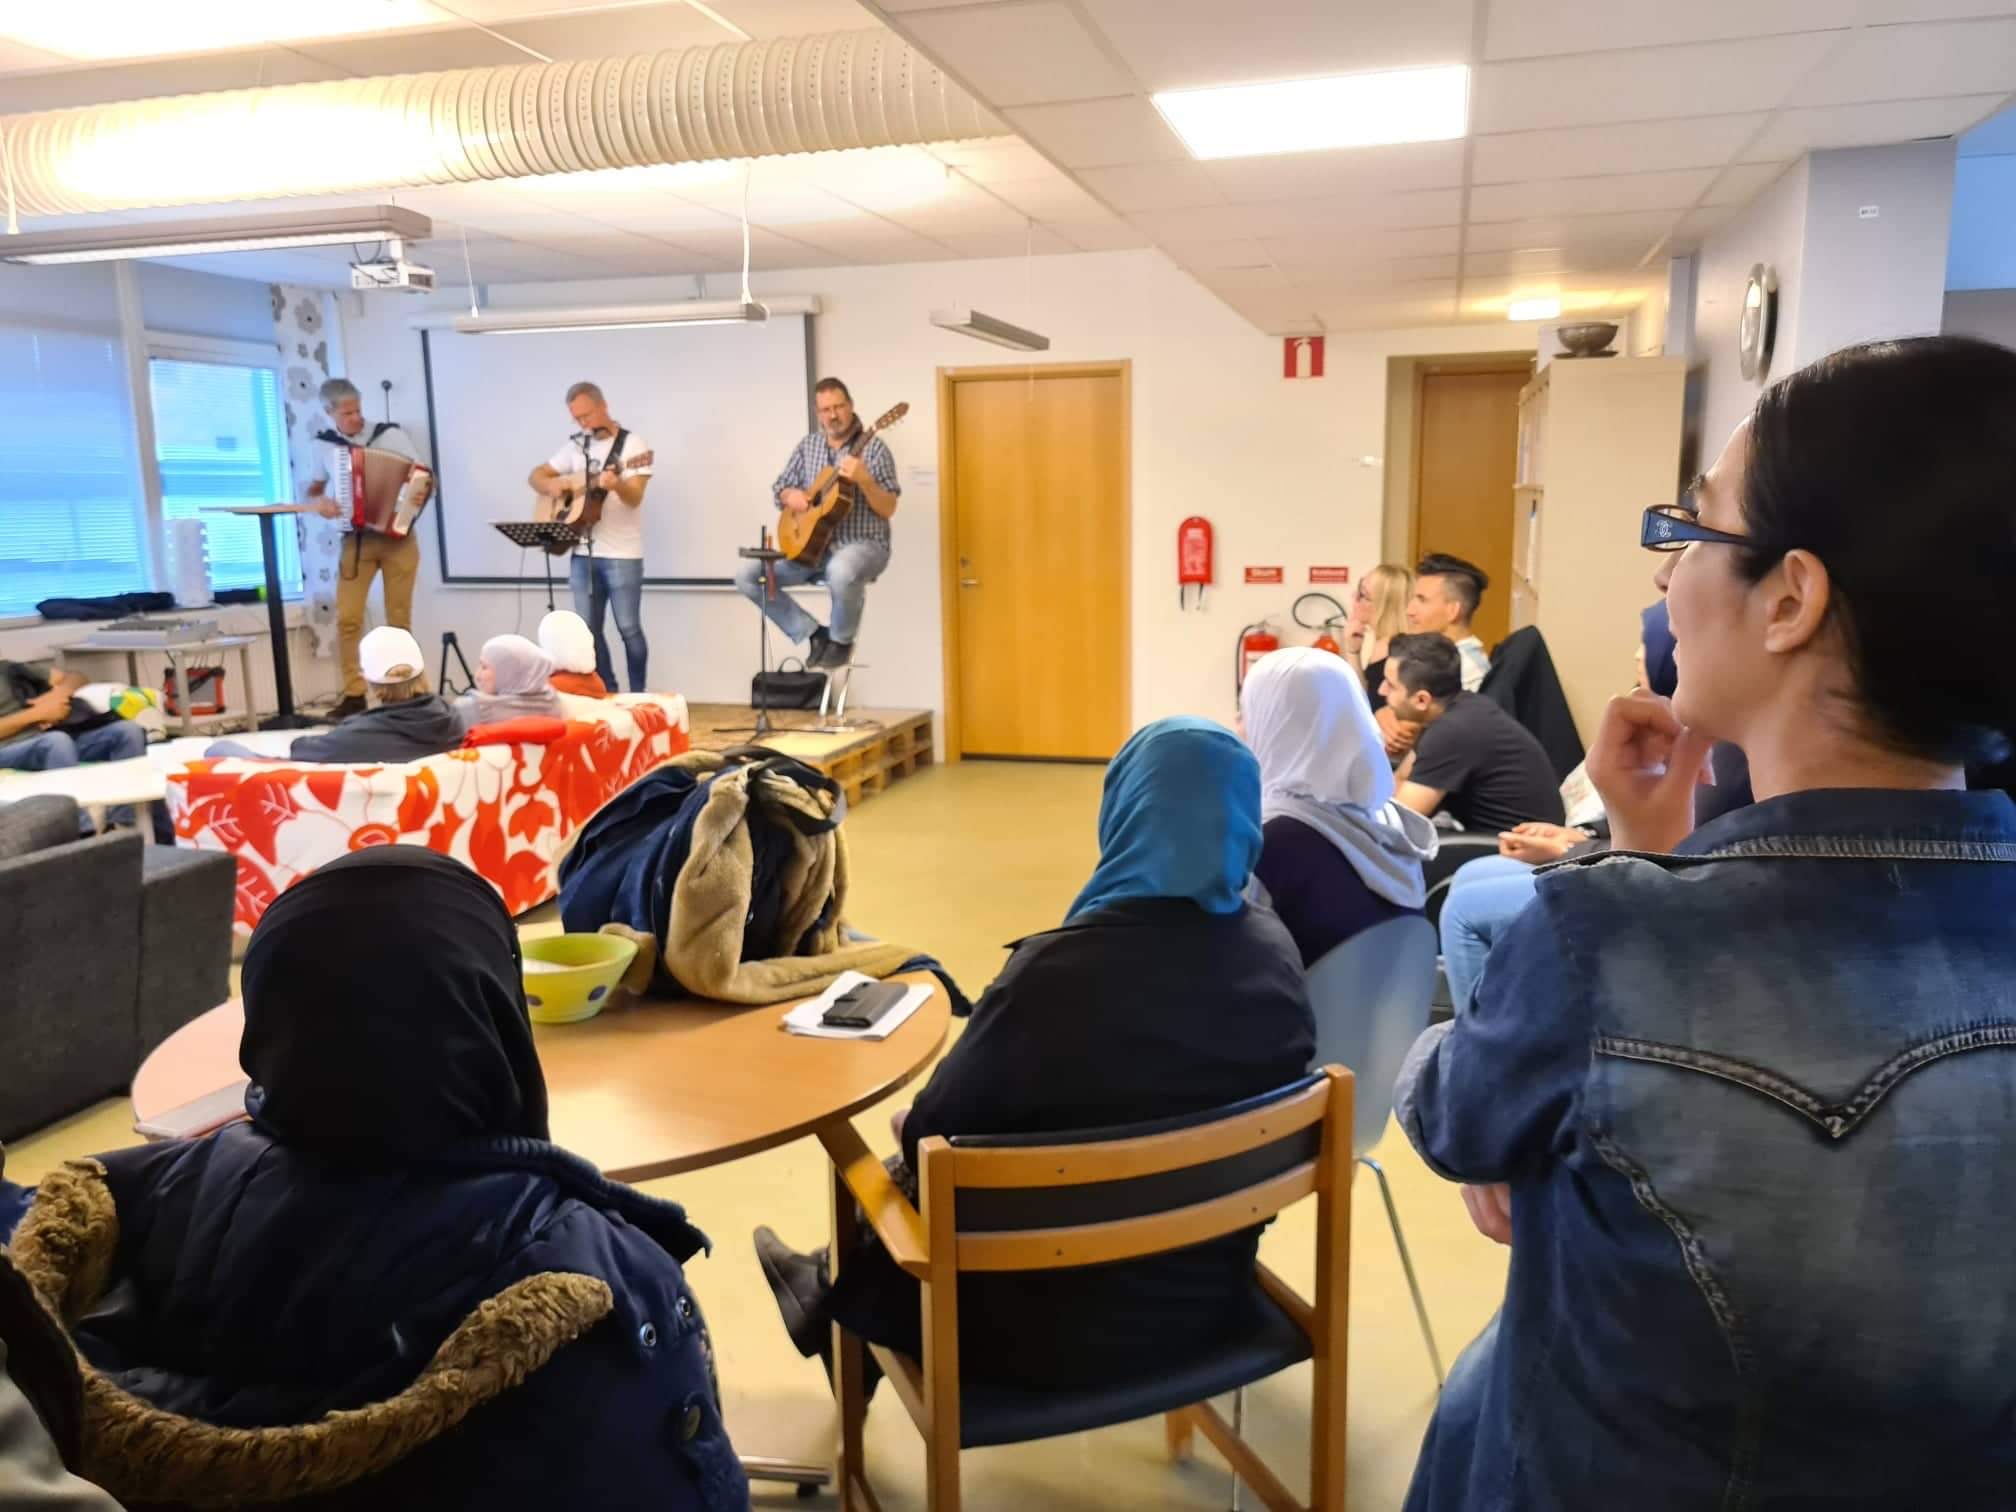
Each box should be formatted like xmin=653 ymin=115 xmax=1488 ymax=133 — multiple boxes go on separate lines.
xmin=313 ymin=423 xmax=417 ymax=535
xmin=1455 ymin=634 xmax=1491 ymax=693
xmin=545 ymin=430 xmax=655 ymax=560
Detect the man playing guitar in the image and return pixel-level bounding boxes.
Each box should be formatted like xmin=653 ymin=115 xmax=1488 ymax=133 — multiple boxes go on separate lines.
xmin=736 ymin=376 xmax=900 ymax=669
xmin=527 ymin=381 xmax=654 ymax=692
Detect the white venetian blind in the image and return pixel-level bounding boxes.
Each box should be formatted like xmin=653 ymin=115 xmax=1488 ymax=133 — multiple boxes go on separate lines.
xmin=149 ymin=356 xmax=300 ymax=596
xmin=0 ymin=323 xmax=150 ymax=615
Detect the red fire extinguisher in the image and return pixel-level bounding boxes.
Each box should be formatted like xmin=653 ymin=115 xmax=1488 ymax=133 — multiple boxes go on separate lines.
xmin=1177 ymin=515 xmax=1213 ymax=609
xmin=1235 ymin=621 xmax=1280 ymax=698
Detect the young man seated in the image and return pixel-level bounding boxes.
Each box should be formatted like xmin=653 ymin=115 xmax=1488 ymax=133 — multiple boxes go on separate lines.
xmin=206 ymin=628 xmax=463 ymax=765
xmin=1380 ymin=632 xmax=1564 ymax=833
xmin=0 ymin=659 xmax=154 ymax=833
xmin=1408 ymin=552 xmax=1493 ymax=691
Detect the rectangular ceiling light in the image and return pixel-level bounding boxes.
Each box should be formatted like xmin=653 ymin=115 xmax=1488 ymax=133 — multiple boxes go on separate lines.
xmin=0 ymin=0 xmax=438 ymax=62
xmin=929 ymin=308 xmax=1050 ymax=352
xmin=450 ymin=300 xmax=806 ymax=335
xmin=1509 ymin=296 xmax=1562 ymax=321
xmin=1152 ymin=64 xmax=1469 ymax=161
xmin=0 ymin=206 xmax=431 ymax=265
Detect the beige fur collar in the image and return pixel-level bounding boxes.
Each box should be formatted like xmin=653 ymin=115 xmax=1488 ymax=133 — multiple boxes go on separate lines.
xmin=7 ymin=1161 xmax=612 ymax=1508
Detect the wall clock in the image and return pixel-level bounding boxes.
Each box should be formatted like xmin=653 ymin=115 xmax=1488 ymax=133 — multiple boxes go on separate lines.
xmin=1739 ymin=262 xmax=1779 ymax=381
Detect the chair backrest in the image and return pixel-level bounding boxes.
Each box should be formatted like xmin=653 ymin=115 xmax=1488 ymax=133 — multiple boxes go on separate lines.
xmin=937 ymin=1069 xmax=1352 ymax=1274
xmin=0 ymin=795 xmax=82 ymax=862
xmin=1304 ymin=917 xmax=1439 ymax=1159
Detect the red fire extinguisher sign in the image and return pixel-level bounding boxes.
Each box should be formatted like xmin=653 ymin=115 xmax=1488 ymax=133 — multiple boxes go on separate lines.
xmin=1283 ymin=336 xmax=1325 ymax=379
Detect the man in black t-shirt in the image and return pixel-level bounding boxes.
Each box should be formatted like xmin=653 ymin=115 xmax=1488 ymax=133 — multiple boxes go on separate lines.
xmin=1381 ymin=633 xmax=1564 ymax=833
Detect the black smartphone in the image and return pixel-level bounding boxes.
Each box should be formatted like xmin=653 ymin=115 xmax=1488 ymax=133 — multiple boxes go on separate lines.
xmin=820 ymin=980 xmax=910 ymax=1030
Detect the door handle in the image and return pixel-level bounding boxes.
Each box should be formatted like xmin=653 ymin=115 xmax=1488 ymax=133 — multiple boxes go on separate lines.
xmin=959 ymin=578 xmax=981 ymax=587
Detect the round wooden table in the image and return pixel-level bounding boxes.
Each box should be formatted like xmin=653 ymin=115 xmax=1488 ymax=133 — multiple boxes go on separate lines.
xmin=131 ymin=973 xmax=952 ymax=1183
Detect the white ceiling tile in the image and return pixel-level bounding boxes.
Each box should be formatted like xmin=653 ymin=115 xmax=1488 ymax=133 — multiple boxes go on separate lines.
xmin=1463 ymin=210 xmax=1679 ymax=256
xmin=984 ymin=175 xmax=1116 ymax=220
xmin=1856 ymin=1 xmax=2016 ymax=20
xmin=1318 ymin=288 xmax=1462 ymax=332
xmin=877 ymin=0 xmax=1000 ymax=8
xmin=1196 ymin=265 xmax=1288 ymax=295
xmin=705 ymin=0 xmax=888 ymax=35
xmin=1074 ymin=0 xmax=1474 ymax=92
xmin=1701 ymin=161 xmax=1793 ymax=206
xmin=1135 ymin=200 xmax=1463 ymax=247
xmin=1473 ymin=115 xmax=1769 ymax=182
xmin=923 ymin=138 xmax=1059 ymax=182
xmin=1077 ymin=160 xmax=1226 ymax=212
xmin=1053 ymin=219 xmax=1151 ymax=250
xmin=935 ymin=225 xmax=1081 ymax=258
xmin=1468 ymin=169 xmax=1718 ymax=221
xmin=898 ymin=2 xmax=1134 ymax=109
xmin=1463 ymin=248 xmax=1565 ymax=276
xmin=1741 ymin=93 xmax=2008 ymax=159
xmin=1205 ymin=140 xmax=1467 ymax=203
xmin=1215 ymin=290 xmax=1326 ymax=333
xmin=1274 ymin=256 xmax=1462 ymax=290
xmin=1255 ymin=226 xmax=1464 ymax=267
xmin=777 ymin=218 xmax=958 ymax=261
xmin=1000 ymin=97 xmax=1191 ymax=168
xmin=1474 ymin=34 xmax=1840 ymax=134
xmin=1483 ymin=0 xmax=1859 ymax=61
xmin=1669 ymin=206 xmax=1737 ymax=247
xmin=1791 ymin=16 xmax=2016 ymax=104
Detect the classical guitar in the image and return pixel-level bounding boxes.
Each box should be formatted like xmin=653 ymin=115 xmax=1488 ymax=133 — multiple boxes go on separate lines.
xmin=776 ymin=402 xmax=909 ymax=563
xmin=530 ymin=440 xmax=654 ymax=556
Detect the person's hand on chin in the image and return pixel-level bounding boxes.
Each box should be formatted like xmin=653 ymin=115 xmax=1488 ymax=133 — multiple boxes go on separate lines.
xmin=1588 ymin=690 xmax=1715 ymax=855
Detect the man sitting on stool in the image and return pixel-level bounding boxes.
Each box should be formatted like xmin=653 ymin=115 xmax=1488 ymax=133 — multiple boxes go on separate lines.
xmin=735 ymin=377 xmax=899 ymax=670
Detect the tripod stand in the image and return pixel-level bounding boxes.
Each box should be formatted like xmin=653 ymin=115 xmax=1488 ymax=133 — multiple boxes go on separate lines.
xmin=437 ymin=632 xmax=476 ymax=697
xmin=716 ymin=532 xmax=790 ymax=739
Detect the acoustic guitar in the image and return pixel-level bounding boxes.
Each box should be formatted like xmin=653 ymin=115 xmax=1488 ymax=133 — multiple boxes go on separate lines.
xmin=776 ymin=402 xmax=909 ymax=563
xmin=531 ymin=443 xmax=654 ymax=556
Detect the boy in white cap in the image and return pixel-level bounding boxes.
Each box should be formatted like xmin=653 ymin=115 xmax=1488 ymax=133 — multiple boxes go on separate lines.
xmin=539 ymin=610 xmax=609 ymax=699
xmin=206 ymin=628 xmax=465 ymax=764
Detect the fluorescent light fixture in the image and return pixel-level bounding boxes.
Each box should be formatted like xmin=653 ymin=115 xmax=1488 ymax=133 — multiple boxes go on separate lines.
xmin=1153 ymin=64 xmax=1468 ymax=161
xmin=1509 ymin=296 xmax=1562 ymax=321
xmin=930 ymin=307 xmax=1050 ymax=352
xmin=0 ymin=206 xmax=431 ymax=265
xmin=446 ymin=298 xmax=837 ymax=336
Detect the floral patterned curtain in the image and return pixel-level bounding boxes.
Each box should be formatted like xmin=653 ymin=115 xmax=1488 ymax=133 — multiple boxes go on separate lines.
xmin=273 ymin=284 xmax=342 ymax=659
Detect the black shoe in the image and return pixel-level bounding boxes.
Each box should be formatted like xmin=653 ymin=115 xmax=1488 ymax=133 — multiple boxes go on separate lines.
xmin=329 ymin=695 xmax=367 ymax=720
xmin=807 ymin=627 xmax=835 ymax=670
xmin=754 ymin=1227 xmax=832 ymax=1359
xmin=823 ymin=638 xmax=853 ymax=669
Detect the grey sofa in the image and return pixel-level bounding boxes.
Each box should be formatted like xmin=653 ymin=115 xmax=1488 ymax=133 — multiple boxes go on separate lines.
xmin=0 ymin=797 xmax=234 ymax=1141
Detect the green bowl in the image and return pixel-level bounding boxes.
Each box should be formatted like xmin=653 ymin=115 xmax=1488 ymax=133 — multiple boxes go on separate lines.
xmin=521 ymin=933 xmax=638 ymax=1024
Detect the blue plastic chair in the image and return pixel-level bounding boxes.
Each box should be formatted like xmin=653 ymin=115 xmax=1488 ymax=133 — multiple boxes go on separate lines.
xmin=1306 ymin=915 xmax=1445 ymax=1388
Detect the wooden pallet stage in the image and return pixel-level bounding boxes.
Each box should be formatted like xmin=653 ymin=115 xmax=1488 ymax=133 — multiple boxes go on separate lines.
xmin=684 ymin=704 xmax=936 ymax=809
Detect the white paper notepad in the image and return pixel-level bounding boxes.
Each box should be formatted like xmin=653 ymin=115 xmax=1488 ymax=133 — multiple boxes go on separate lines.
xmin=782 ymin=972 xmax=932 ymax=1041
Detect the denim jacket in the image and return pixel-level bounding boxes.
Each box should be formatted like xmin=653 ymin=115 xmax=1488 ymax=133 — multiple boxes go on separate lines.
xmin=1396 ymin=788 xmax=2016 ymax=1511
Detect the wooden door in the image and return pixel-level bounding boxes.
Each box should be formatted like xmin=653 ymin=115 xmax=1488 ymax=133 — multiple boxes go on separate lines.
xmin=946 ymin=368 xmax=1128 ymax=759
xmin=1414 ymin=368 xmax=1526 ymax=650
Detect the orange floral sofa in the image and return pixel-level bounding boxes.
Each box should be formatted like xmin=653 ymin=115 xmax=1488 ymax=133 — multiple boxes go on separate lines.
xmin=164 ymin=694 xmax=690 ymax=936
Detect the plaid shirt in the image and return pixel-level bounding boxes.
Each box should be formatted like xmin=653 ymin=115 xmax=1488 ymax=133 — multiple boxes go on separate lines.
xmin=773 ymin=430 xmax=900 ymax=554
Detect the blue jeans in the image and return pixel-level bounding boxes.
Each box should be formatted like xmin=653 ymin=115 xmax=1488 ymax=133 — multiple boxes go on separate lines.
xmin=734 ymin=539 xmax=889 ymax=649
xmin=570 ymin=554 xmax=648 ymax=692
xmin=1438 ymin=854 xmax=1537 ymax=1014
xmin=0 ymin=721 xmax=148 ymax=828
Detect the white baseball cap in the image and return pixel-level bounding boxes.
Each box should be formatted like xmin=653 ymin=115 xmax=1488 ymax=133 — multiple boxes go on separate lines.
xmin=358 ymin=626 xmax=425 ymax=684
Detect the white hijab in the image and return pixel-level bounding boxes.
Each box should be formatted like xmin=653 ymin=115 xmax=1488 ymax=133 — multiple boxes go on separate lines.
xmin=538 ymin=610 xmax=597 ymax=675
xmin=1241 ymin=646 xmax=1438 ymax=908
xmin=457 ymin=633 xmax=562 ymax=723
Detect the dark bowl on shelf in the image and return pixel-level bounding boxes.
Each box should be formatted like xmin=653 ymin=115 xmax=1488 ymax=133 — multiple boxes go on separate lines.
xmin=1555 ymin=321 xmax=1619 ymax=358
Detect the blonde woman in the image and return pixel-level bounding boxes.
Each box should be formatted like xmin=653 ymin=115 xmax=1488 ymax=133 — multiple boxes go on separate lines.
xmin=1346 ymin=563 xmax=1412 ymax=681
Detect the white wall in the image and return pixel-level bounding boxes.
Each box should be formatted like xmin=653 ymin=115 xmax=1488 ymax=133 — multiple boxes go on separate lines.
xmin=1690 ymin=158 xmax=1807 ymax=463
xmin=1690 ymin=142 xmax=1958 ymax=466
xmin=136 ymin=263 xmax=276 ymax=344
xmin=1943 ymin=288 xmax=2016 ymax=345
xmin=338 ymin=249 xmax=1542 ymax=735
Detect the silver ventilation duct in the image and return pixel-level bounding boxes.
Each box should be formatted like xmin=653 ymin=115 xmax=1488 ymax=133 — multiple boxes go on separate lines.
xmin=0 ymin=30 xmax=1003 ymax=218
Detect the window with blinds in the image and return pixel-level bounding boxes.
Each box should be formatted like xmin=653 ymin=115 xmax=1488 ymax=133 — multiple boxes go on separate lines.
xmin=149 ymin=357 xmax=300 ymax=597
xmin=0 ymin=325 xmax=149 ymax=616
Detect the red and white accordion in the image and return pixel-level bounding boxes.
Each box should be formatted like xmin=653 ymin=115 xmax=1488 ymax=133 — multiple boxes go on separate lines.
xmin=331 ymin=445 xmax=432 ymax=537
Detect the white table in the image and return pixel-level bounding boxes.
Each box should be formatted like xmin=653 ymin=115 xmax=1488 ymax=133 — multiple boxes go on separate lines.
xmin=0 ymin=755 xmax=167 ymax=842
xmin=65 ymin=633 xmax=262 ymax=738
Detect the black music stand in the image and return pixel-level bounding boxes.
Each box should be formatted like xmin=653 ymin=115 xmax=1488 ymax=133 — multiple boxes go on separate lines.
xmin=491 ymin=521 xmax=580 ymax=612
xmin=717 ymin=534 xmax=789 ymax=739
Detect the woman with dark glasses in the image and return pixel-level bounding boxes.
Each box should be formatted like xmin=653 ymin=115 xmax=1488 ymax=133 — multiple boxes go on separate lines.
xmin=1396 ymin=336 xmax=2016 ymax=1511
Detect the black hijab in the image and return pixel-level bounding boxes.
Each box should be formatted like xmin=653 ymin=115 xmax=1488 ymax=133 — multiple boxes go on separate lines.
xmin=239 ymin=847 xmax=549 ymax=1153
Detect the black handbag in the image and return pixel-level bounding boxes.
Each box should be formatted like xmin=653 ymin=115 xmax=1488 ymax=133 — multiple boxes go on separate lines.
xmin=751 ymin=658 xmax=826 ymax=711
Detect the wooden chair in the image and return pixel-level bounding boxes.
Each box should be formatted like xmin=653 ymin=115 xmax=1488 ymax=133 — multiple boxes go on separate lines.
xmin=816 ymin=1065 xmax=1354 ymax=1512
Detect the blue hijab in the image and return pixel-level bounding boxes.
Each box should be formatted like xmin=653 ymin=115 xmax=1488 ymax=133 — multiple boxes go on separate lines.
xmin=1641 ymin=599 xmax=1678 ymax=699
xmin=1067 ymin=716 xmax=1263 ymax=922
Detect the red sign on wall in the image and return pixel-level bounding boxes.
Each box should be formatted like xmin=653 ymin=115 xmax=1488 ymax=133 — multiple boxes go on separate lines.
xmin=1283 ymin=335 xmax=1325 ymax=379
xmin=1244 ymin=566 xmax=1285 ymax=585
xmin=1308 ymin=565 xmax=1352 ymax=584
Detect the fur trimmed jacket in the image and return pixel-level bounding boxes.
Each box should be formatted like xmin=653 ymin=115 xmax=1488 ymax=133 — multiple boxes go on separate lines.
xmin=4 ymin=1130 xmax=744 ymax=1511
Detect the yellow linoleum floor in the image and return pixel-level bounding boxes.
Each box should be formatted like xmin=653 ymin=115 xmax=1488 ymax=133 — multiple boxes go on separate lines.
xmin=8 ymin=759 xmax=1510 ymax=1511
